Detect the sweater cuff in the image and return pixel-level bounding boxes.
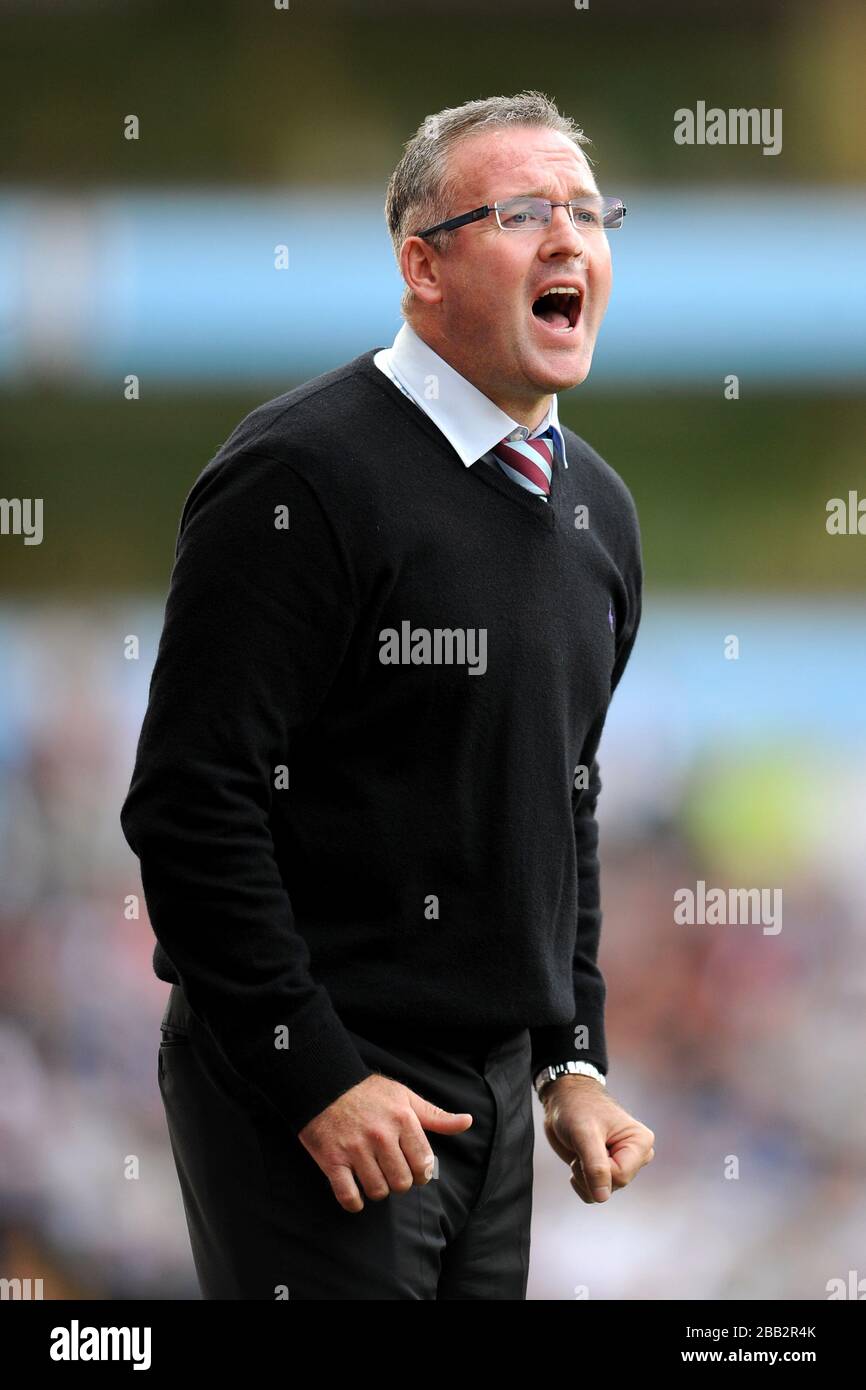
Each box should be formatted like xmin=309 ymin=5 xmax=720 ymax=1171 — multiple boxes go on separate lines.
xmin=264 ymin=1005 xmax=376 ymax=1137
xmin=529 ymin=1020 xmax=608 ymax=1082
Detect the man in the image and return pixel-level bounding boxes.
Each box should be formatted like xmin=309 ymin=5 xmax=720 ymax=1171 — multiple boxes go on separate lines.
xmin=120 ymin=89 xmax=654 ymax=1301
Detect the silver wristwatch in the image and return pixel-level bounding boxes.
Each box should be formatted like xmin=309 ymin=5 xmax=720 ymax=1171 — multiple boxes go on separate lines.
xmin=534 ymin=1060 xmax=607 ymax=1100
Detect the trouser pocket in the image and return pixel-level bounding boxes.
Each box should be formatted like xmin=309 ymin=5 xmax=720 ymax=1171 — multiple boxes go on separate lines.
xmin=158 ymin=989 xmax=191 ymax=1088
xmin=159 ymin=984 xmax=192 ymax=1044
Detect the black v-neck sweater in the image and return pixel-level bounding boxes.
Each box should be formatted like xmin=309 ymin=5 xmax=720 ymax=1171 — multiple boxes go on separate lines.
xmin=120 ymin=348 xmax=643 ymax=1135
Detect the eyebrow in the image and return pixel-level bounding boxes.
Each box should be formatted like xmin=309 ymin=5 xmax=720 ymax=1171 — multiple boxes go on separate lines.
xmin=516 ymin=186 xmax=598 ymax=200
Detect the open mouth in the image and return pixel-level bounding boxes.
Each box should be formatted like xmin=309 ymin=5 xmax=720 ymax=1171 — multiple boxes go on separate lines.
xmin=530 ymin=286 xmax=582 ymax=334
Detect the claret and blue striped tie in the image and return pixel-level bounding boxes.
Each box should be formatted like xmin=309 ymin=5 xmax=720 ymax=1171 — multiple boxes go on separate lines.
xmin=490 ymin=428 xmax=556 ymax=501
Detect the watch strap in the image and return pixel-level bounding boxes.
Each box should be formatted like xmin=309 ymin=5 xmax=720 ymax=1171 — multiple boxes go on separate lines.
xmin=534 ymin=1060 xmax=607 ymax=1098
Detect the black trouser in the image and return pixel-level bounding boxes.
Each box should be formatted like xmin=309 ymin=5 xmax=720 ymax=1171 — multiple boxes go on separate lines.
xmin=157 ymin=984 xmax=535 ymax=1300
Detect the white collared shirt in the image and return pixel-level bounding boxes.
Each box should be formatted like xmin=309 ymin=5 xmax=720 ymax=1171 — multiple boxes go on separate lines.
xmin=374 ymin=320 xmax=568 ymax=470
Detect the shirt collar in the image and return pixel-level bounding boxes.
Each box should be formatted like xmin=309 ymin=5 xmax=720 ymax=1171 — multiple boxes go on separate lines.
xmin=373 ymin=320 xmax=567 ymax=469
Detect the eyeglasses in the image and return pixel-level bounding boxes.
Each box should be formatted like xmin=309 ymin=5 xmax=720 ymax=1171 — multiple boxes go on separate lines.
xmin=415 ymin=195 xmax=627 ymax=240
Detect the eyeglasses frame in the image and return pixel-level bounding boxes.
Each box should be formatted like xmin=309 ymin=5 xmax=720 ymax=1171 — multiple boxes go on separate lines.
xmin=414 ymin=196 xmax=628 ymax=241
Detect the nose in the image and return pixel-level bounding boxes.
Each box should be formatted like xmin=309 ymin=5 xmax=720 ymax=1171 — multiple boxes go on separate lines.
xmin=541 ymin=203 xmax=587 ymax=259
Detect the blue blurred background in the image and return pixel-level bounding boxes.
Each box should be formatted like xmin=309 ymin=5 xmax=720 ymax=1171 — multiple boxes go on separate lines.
xmin=1 ymin=0 xmax=864 ymax=1300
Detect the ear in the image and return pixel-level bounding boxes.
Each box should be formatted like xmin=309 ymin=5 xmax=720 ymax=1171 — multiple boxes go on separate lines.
xmin=400 ymin=235 xmax=444 ymax=308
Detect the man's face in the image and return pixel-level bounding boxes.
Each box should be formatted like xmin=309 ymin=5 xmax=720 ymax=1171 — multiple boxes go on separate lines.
xmin=406 ymin=126 xmax=614 ymax=420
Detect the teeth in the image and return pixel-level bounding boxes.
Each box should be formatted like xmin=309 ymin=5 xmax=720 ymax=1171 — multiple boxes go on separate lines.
xmin=538 ymin=286 xmax=580 ymax=298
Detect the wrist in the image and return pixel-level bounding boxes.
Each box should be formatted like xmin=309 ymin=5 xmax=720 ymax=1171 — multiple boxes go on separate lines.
xmin=539 ymin=1072 xmax=603 ymax=1103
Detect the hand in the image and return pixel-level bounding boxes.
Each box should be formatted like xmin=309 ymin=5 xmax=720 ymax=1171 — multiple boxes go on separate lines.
xmin=298 ymin=1073 xmax=473 ymax=1213
xmin=540 ymin=1075 xmax=655 ymax=1203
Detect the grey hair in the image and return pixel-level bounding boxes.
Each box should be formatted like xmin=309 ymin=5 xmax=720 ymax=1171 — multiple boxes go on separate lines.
xmin=384 ymin=90 xmax=593 ymax=319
